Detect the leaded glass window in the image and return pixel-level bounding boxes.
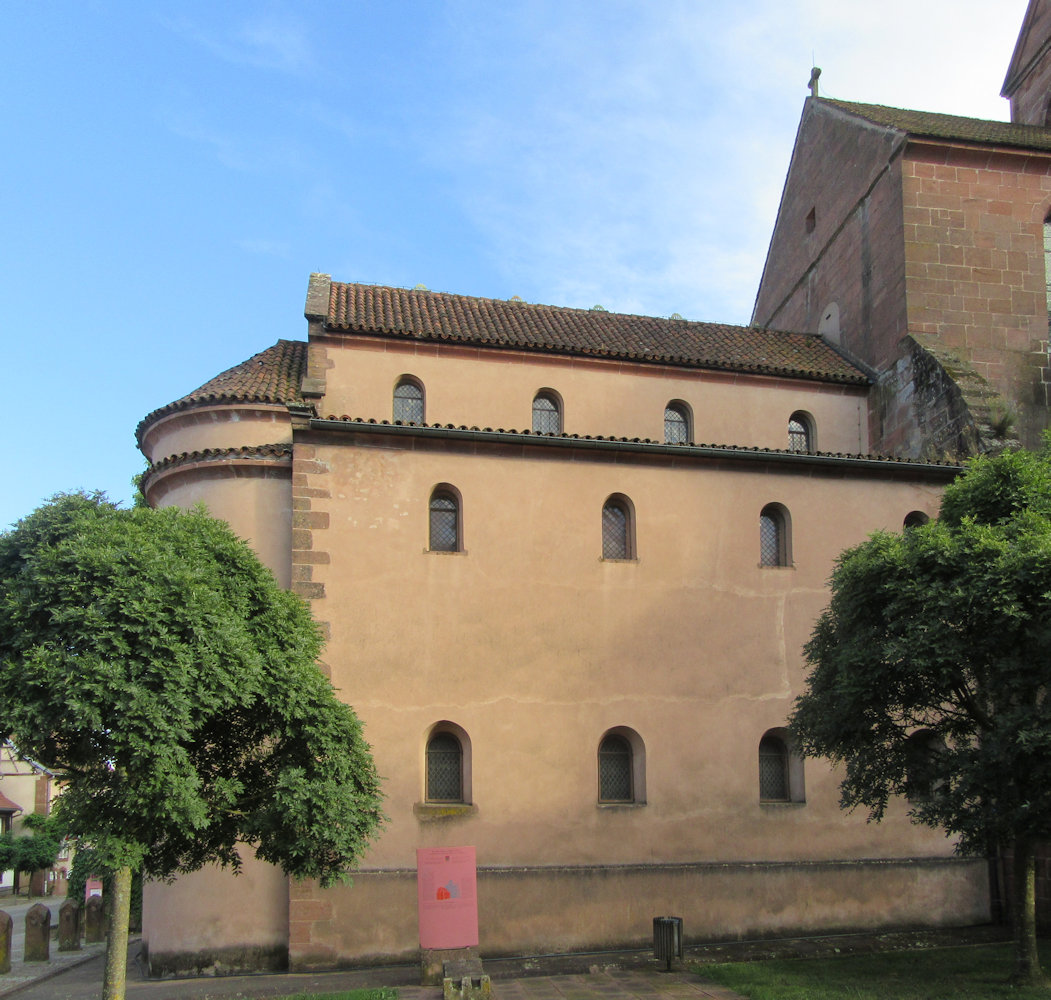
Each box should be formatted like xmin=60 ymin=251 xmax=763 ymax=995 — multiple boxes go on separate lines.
xmin=904 ymin=511 xmax=930 ymax=529
xmin=602 ymin=500 xmax=629 ymax=559
xmin=394 ymin=379 xmax=424 ymax=423
xmin=760 ymin=513 xmax=780 ymax=566
xmin=532 ymin=392 xmax=561 ymax=434
xmin=760 ymin=505 xmax=786 ymax=567
xmin=759 ymin=736 xmax=789 ymax=801
xmin=905 ymin=730 xmax=943 ymax=801
xmin=429 ymin=492 xmax=459 ymax=551
xmin=788 ymin=413 xmax=811 ymax=452
xmin=664 ymin=404 xmax=689 ymax=444
xmin=427 ymin=732 xmax=463 ymax=802
xmin=599 ymin=734 xmax=633 ymax=802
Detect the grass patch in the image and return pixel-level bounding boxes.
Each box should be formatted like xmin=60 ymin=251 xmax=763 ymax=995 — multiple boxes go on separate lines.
xmin=274 ymin=990 xmax=398 ymax=1000
xmin=698 ymin=942 xmax=1051 ymax=999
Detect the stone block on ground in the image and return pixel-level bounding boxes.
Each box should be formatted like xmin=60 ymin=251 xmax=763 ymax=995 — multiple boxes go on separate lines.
xmin=24 ymin=903 xmax=50 ymax=962
xmin=58 ymin=899 xmax=80 ymax=951
xmin=0 ymin=910 xmax=11 ymax=974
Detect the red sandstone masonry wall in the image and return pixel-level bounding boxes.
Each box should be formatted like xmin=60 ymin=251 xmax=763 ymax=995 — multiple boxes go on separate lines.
xmin=1011 ymin=56 xmax=1051 ymax=126
xmin=753 ymin=100 xmax=909 ymax=369
xmin=901 ymin=143 xmax=1051 ymax=446
xmin=753 ymin=101 xmax=910 ymax=454
xmin=1007 ymin=2 xmax=1051 ymax=125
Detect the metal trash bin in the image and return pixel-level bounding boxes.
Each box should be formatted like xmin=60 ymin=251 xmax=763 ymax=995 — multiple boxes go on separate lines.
xmin=652 ymin=916 xmax=683 ymax=970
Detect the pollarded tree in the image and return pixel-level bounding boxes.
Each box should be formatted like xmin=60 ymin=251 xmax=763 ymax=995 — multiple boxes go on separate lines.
xmin=12 ymin=814 xmax=62 ymax=897
xmin=791 ymin=446 xmax=1051 ymax=986
xmin=0 ymin=493 xmax=384 ymax=1000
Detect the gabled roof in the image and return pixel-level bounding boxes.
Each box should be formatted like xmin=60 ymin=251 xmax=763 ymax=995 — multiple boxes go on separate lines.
xmin=0 ymin=791 xmax=22 ymax=814
xmin=320 ymin=280 xmax=866 ymax=384
xmin=1 ymin=741 xmax=54 ymax=778
xmin=1003 ymin=0 xmax=1049 ymax=98
xmin=136 ymin=340 xmax=306 ymax=442
xmin=821 ymin=98 xmax=1051 ymax=153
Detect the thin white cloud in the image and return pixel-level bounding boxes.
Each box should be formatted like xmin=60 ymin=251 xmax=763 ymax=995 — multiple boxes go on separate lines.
xmin=161 ymin=10 xmax=315 ymax=75
xmin=410 ymin=0 xmax=1026 ymax=324
xmin=167 ymin=115 xmax=309 ymax=174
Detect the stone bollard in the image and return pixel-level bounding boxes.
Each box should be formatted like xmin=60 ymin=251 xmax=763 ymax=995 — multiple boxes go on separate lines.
xmin=24 ymin=903 xmax=50 ymax=963
xmin=58 ymin=900 xmax=80 ymax=951
xmin=0 ymin=910 xmax=11 ymax=974
xmin=85 ymin=896 xmax=104 ymax=943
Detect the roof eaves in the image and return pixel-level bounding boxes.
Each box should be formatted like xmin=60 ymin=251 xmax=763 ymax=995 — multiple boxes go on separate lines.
xmin=821 ymin=98 xmax=1051 ymax=154
xmin=309 ymin=416 xmax=959 ymax=476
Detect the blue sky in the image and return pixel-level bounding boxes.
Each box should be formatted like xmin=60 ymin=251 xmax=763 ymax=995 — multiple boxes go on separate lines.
xmin=0 ymin=1 xmax=1029 ymax=529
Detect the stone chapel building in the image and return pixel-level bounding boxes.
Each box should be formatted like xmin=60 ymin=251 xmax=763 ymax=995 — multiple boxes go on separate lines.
xmin=135 ymin=0 xmax=1051 ymax=977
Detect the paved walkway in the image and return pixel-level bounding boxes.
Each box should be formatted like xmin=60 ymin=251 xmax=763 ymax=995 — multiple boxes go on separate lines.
xmin=0 ymin=918 xmax=1010 ymax=1000
xmin=3 ymin=945 xmax=744 ymax=1000
xmin=0 ymin=895 xmax=106 ymax=999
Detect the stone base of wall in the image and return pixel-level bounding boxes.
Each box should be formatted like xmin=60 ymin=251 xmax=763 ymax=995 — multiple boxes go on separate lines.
xmin=144 ymin=942 xmax=289 ymax=978
xmin=287 ymin=857 xmax=989 ymax=972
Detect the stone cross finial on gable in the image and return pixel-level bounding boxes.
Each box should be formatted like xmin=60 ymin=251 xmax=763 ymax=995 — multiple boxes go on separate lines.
xmin=808 ymin=66 xmax=821 ymax=97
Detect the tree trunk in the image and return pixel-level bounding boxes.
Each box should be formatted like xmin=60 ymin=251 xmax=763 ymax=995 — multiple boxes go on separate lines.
xmin=1011 ymin=839 xmax=1044 ymax=985
xmin=102 ymin=865 xmax=132 ymax=1000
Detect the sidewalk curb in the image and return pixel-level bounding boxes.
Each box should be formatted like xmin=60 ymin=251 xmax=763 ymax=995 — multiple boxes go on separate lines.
xmin=0 ymin=945 xmax=106 ymax=999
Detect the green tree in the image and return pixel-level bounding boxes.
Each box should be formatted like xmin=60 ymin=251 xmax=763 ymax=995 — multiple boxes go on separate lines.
xmin=0 ymin=832 xmax=17 ymax=875
xmin=12 ymin=814 xmax=62 ymax=896
xmin=791 ymin=446 xmax=1051 ymax=986
xmin=0 ymin=494 xmax=384 ymax=1000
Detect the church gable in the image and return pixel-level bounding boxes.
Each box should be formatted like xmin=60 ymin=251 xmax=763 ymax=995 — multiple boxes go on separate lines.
xmin=1003 ymin=0 xmax=1051 ymax=123
xmin=752 ymin=98 xmax=908 ymax=354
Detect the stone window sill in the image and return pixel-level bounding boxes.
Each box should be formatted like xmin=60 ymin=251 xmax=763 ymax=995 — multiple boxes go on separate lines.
xmin=414 ymin=802 xmax=478 ymax=820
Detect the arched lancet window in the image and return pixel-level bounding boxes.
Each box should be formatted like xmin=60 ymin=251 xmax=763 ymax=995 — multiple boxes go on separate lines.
xmin=758 ymin=727 xmax=805 ymax=803
xmin=905 ymin=730 xmax=945 ymax=802
xmin=664 ymin=401 xmax=691 ymax=444
xmin=601 ymin=495 xmax=635 ymax=560
xmin=427 ymin=731 xmax=463 ymax=802
xmin=429 ymin=486 xmax=461 ymax=552
xmin=759 ymin=503 xmax=790 ymax=567
xmin=758 ymin=734 xmax=789 ymax=801
xmin=393 ymin=377 xmax=425 ymax=423
xmin=904 ymin=510 xmax=930 ymax=529
xmin=532 ymin=391 xmax=562 ymax=434
xmin=788 ymin=412 xmax=814 ymax=453
xmin=598 ymin=733 xmax=633 ymax=802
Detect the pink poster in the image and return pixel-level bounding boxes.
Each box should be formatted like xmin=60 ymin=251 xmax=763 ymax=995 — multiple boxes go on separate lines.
xmin=416 ymin=846 xmax=478 ymax=948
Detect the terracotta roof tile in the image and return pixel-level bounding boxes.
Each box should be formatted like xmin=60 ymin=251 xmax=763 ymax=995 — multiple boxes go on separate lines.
xmin=311 ymin=415 xmax=961 ymax=470
xmin=141 ymin=444 xmax=293 ymax=493
xmin=823 ymin=98 xmax=1051 ymax=153
xmin=0 ymin=791 xmax=22 ymax=813
xmin=325 ymin=282 xmax=866 ymax=384
xmin=136 ymin=341 xmax=305 ymax=442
